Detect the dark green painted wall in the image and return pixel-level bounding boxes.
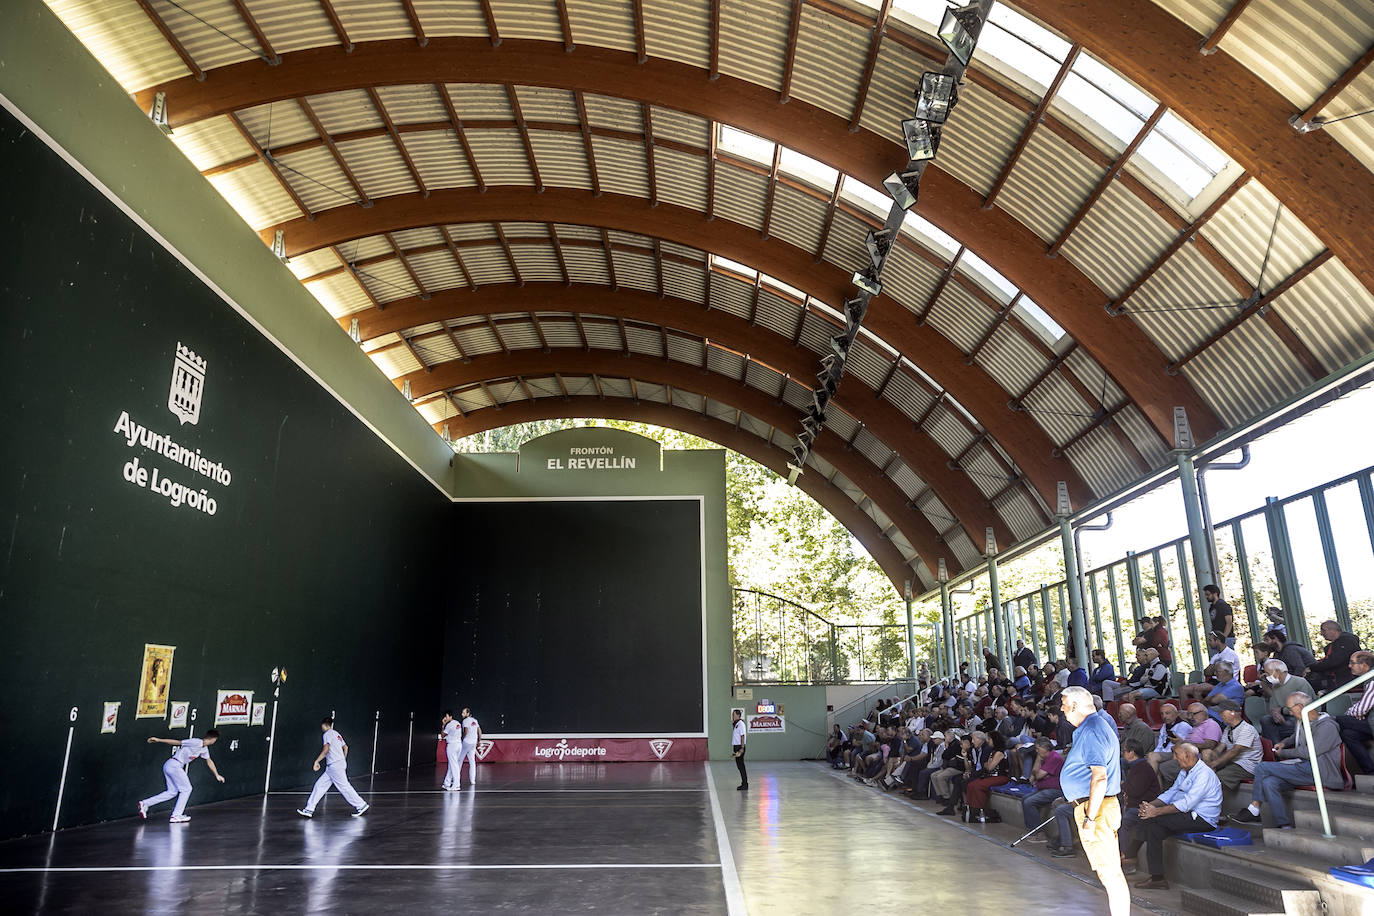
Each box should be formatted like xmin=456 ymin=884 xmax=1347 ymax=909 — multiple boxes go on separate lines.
xmin=0 ymin=109 xmax=451 ymax=839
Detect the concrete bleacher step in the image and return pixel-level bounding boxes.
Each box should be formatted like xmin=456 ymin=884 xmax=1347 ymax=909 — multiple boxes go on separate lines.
xmin=1262 ymin=827 xmax=1374 ymax=866
xmin=1207 ymin=864 xmax=1323 ymax=916
xmin=1293 ymin=806 xmax=1374 ymax=838
xmin=1179 ymin=888 xmax=1283 ymax=916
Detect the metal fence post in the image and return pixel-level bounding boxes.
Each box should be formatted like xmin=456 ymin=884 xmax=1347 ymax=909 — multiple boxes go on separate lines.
xmin=1264 ymin=496 xmax=1308 ymax=647
xmin=1176 ymin=541 xmax=1204 ymax=674
xmin=1230 ymin=521 xmax=1263 ymax=646
xmin=1312 ymin=490 xmax=1350 ymax=632
xmin=1040 ymin=584 xmax=1055 ymax=660
xmin=1107 ymin=566 xmax=1127 ymax=671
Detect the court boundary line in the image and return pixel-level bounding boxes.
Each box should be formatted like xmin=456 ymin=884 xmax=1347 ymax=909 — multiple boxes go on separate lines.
xmin=704 ymin=762 xmax=747 ymax=916
xmin=0 ymin=863 xmax=721 ymax=874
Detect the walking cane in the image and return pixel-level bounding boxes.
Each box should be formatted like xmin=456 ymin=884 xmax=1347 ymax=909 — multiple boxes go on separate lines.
xmin=1009 ymin=813 xmax=1058 ymax=848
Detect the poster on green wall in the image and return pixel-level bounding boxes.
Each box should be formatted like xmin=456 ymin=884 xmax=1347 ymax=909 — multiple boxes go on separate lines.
xmin=136 ymin=644 xmax=175 ymax=718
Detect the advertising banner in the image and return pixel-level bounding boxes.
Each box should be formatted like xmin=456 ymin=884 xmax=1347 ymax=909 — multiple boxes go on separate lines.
xmin=746 ymin=713 xmax=786 ymax=733
xmin=168 ymin=700 xmax=189 ymax=729
xmin=250 ymin=702 xmax=266 ymax=726
xmin=435 ymin=736 xmax=708 ymax=764
xmin=101 ymin=701 xmax=120 ymax=734
xmin=136 ymin=644 xmax=175 ymax=718
xmin=214 ymin=690 xmax=253 ymax=726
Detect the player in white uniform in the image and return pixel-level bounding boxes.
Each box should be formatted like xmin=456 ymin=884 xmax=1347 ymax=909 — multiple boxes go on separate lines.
xmin=440 ymin=710 xmax=462 ymax=791
xmin=452 ymin=707 xmax=481 ymax=787
xmin=296 ymin=716 xmax=370 ymax=818
xmin=138 ymin=729 xmax=225 ymax=823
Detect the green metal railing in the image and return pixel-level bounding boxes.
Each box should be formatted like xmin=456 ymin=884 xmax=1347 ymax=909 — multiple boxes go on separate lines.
xmin=1299 ymin=667 xmax=1374 ymax=838
xmin=732 ymin=588 xmax=916 ymax=684
xmin=945 ymin=463 xmax=1374 ymax=678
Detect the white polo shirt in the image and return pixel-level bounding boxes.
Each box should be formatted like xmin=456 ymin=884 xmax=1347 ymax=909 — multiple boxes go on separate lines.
xmin=170 ymin=739 xmax=210 ymax=766
xmin=322 ymin=728 xmax=347 ymax=766
xmin=461 ymin=716 xmax=479 ymax=746
xmin=442 ymin=720 xmax=459 ymax=742
xmin=732 ymin=719 xmax=747 ymax=747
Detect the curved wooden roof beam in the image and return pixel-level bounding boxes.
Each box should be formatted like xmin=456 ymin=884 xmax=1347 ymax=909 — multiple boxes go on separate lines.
xmin=445 ymin=396 xmax=919 ymax=591
xmin=1015 ymin=0 xmax=1374 ymax=298
xmin=416 ymin=352 xmax=953 ymax=578
xmin=265 ymin=187 xmax=1096 ymax=510
xmin=376 ymin=284 xmax=1019 ymax=548
xmin=135 ymin=38 xmax=1219 ymax=443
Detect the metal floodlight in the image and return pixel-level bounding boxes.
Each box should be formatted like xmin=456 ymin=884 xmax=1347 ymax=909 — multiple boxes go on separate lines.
xmin=852 ymin=269 xmax=882 ymax=298
xmin=883 ymin=169 xmax=921 ymax=211
xmin=829 ymin=332 xmax=852 ymax=361
xmin=797 ymin=427 xmax=816 ymax=446
xmin=349 ymin=317 xmax=361 ymax=344
xmin=807 ymin=402 xmax=827 ymax=425
xmin=150 ymin=91 xmax=173 ymax=135
xmin=844 ymin=296 xmax=868 ymax=330
xmin=901 ymin=117 xmax=942 ymax=162
xmin=864 ymin=230 xmax=893 ymax=269
xmin=938 ymin=4 xmax=984 ymax=67
xmin=915 ymin=72 xmax=960 ymax=125
xmin=812 ymin=388 xmax=831 ymax=417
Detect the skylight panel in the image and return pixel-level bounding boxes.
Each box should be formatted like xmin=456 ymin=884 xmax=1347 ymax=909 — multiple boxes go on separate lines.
xmin=1054 ymin=53 xmax=1156 ymax=150
xmin=711 ymin=254 xmax=756 ymax=279
xmin=841 ymin=176 xmax=891 ymax=218
xmin=717 ymin=124 xmax=773 ymax=165
xmin=762 ymin=274 xmax=807 ymax=301
xmin=959 ymin=250 xmax=1019 ymax=304
xmin=778 ymin=146 xmax=839 ymax=192
xmin=903 ymin=212 xmax=961 ymax=258
xmin=987 ymin=3 xmax=1071 ymax=61
xmin=1134 ymin=113 xmax=1231 ymax=203
xmin=891 ymin=0 xmax=947 ymax=30
xmin=1013 ymin=296 xmax=1066 ymax=345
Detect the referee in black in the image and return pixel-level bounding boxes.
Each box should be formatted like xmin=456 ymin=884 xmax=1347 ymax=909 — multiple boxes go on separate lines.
xmin=732 ymin=709 xmax=748 ymax=790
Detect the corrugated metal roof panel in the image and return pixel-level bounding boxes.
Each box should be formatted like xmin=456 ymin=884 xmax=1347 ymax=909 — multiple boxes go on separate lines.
xmin=1019 ymin=371 xmax=1093 ymax=448
xmin=512 ymin=245 xmax=563 ymax=283
xmin=994 ymin=486 xmax=1044 ymax=540
xmin=710 ymin=272 xmax=754 ymax=322
xmin=1065 ymin=349 xmax=1125 ymax=405
xmin=753 ymin=289 xmax=795 ymax=334
xmin=1201 ymin=180 xmax=1325 ymax=292
xmin=642 ymin=0 xmax=711 ymax=68
xmin=937 ymin=83 xmax=1031 ymax=196
xmin=582 ymin=94 xmax=642 ymax=132
xmin=713 ymin=163 xmax=769 ymax=231
xmin=707 ymin=397 xmax=737 ymax=423
xmin=494 ymin=319 xmax=538 ymax=352
xmin=820 ymin=210 xmax=871 ymax=274
xmin=858 ymin=37 xmax=936 ymax=142
xmin=306 ymin=89 xmax=382 ymax=134
xmin=582 ymin=318 xmax=620 ymax=350
xmin=162 ymin=0 xmax=262 ymax=72
xmin=169 ymin=115 xmax=254 ymax=171
xmin=565 ymin=0 xmax=636 ymax=52
xmin=650 ymin=106 xmax=711 ymax=148
xmin=926 ymin=282 xmax=994 ymax=354
xmin=707 ymin=344 xmax=744 ymax=379
xmin=238 ymin=100 xmax=316 ymax=149
xmin=409 ymin=248 xmax=466 ymax=292
xmin=304 ymin=272 xmax=371 ymax=317
xmin=356 ymin=259 xmax=417 ymax=304
xmin=664 ymin=259 xmax=707 ymax=303
xmin=462 ymin=245 xmax=519 ymax=285
xmin=529 ymin=130 xmax=593 ymax=189
xmin=1061 ymin=180 xmax=1176 ymax=299
xmin=1062 ymin=425 xmax=1136 ymax=495
xmin=888 ymin=460 xmax=926 ymax=498
xmin=341 ymin=234 xmax=392 ymax=261
xmin=410 ymin=0 xmax=488 ymax=37
xmin=1218 ymin=0 xmax=1371 ymax=109
xmin=924 ymin=403 xmax=974 ymax=458
xmin=590 ymin=136 xmax=650 ymax=198
xmin=788 ymin=6 xmax=869 ymax=120
xmin=47 ymin=0 xmax=190 ymax=92
xmin=489 ymin=0 xmax=561 ymax=40
xmin=625 ymin=324 xmax=663 ymax=357
xmin=606 ymin=229 xmax=652 ymax=248
xmin=998 ymin=130 xmax=1106 ymax=245
xmin=974 ymin=324 xmax=1048 ymax=400
xmin=403 ymin=131 xmax=477 ymax=189
xmin=672 ymin=387 xmax=706 ymax=413
xmin=1117 ymin=404 xmax=1169 ymax=469
xmin=1181 ymin=317 xmax=1309 ymax=426
xmin=654 ymin=148 xmax=710 ymax=211
xmin=335 ymin=134 xmax=418 ymax=199
xmin=1149 ymin=0 xmax=1228 ymax=35
xmin=781 ymin=378 xmax=812 ymax=412
xmin=246 ymin=0 xmax=336 ymax=54
xmin=371 ymin=344 xmax=420 ymax=379
xmin=275 ymin=145 xmax=356 ymax=212
xmin=739 ymin=411 xmax=770 ymax=439
xmin=718 ymin=0 xmax=789 ymax=90
xmin=764 ymin=184 xmax=827 ymax=254
xmin=465 ymin=129 xmax=535 ymax=186
xmin=445 ymin=84 xmax=514 ymax=120
xmin=852 ymin=428 xmax=891 ymax=469
xmin=205 ymin=160 xmax=302 ymax=230
xmin=881 ymin=245 xmax=943 ymax=315
xmin=947 ymin=527 xmax=982 ymax=571
xmin=961 ymin=444 xmax=1010 ymax=497
xmin=612 ymin=248 xmax=658 ymax=293
xmin=562 ymin=246 xmax=611 ymax=284
xmin=374 ymin=84 xmax=448 ymax=125
xmin=327 ymin=0 xmax=413 ymax=41
xmin=1324 ymin=67 xmax=1374 ymax=174
xmin=1124 ymin=243 xmax=1238 ymax=362
xmin=288 ymin=247 xmax=342 ymax=280
xmin=883 ymin=367 xmax=937 ymax=424
xmin=539 ymin=317 xmax=581 ymax=348
xmin=746 ymin=360 xmax=786 ymax=397
xmin=443 ymin=223 xmax=496 ymax=241
xmin=846 ymin=340 xmax=888 ymax=391
xmin=1270 ymin=257 xmax=1374 ymax=372
xmin=514 ymin=86 xmax=580 ymax=124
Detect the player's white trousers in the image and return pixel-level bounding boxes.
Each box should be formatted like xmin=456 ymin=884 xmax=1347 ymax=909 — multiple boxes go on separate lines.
xmin=304 ymin=762 xmax=365 ymax=812
xmin=443 ymin=741 xmax=462 ymax=787
xmin=454 ymin=741 xmax=478 ymax=782
xmin=142 ymin=759 xmax=193 ymax=816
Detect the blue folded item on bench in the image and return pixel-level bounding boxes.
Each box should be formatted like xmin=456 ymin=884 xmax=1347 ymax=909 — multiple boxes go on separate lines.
xmin=1180 ymin=827 xmax=1253 ymax=848
xmin=990 ymin=783 xmax=1037 ymax=797
xmin=1330 ymin=859 xmax=1374 ymax=889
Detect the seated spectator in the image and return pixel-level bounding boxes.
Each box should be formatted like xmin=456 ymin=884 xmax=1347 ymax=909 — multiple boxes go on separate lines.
xmin=1257 ymin=628 xmax=1315 ymax=681
xmin=1115 ymin=737 xmax=1160 ymax=870
xmin=958 ymin=730 xmax=1011 ymax=822
xmin=848 ymin=722 xmax=877 ymax=775
xmin=931 ymin=734 xmax=971 ymax=812
xmin=1181 ymin=632 xmax=1242 ymax=703
xmin=1133 ymin=615 xmax=1174 ymax=668
xmin=1335 ymin=651 xmax=1374 ymax=775
xmin=1052 ymin=660 xmax=1073 ymax=691
xmin=1306 ymin=620 xmax=1362 ymax=693
xmin=1020 ymin=737 xmax=1066 ymax=851
xmin=1200 ymin=662 xmax=1245 ymax=722
xmin=1118 ymin=648 xmax=1170 ymax=703
xmin=855 ymin=725 xmax=894 ymax=782
xmin=1228 ymin=691 xmax=1343 ymax=829
xmin=1258 ymin=659 xmax=1315 ymax=743
xmin=1117 ymin=702 xmax=1156 ymax=755
xmin=1013 ymin=665 xmax=1033 ymax=696
xmin=1088 ymin=649 xmax=1116 ymax=699
xmin=826 ymin=724 xmax=847 ymax=768
xmin=1202 ymin=699 xmax=1261 ymax=792
xmin=1159 ymin=704 xmax=1221 ymax=786
xmin=1121 ymin=742 xmax=1221 ymax=890
xmin=1066 ymin=659 xmax=1090 ymax=689
xmin=908 ymin=730 xmax=947 ymax=798
xmin=1146 ymin=704 xmax=1191 ymax=774
xmin=891 ymin=728 xmax=931 ymax=791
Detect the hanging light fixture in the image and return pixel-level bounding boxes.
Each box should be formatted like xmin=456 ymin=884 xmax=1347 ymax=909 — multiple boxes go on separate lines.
xmin=915 ymin=72 xmax=960 ymax=124
xmin=864 ymin=230 xmax=893 ymax=270
xmin=938 ymin=4 xmax=985 ymax=67
xmin=851 ymin=268 xmax=882 ymax=298
xmin=883 ymin=169 xmax=921 ymax=211
xmin=901 ymin=118 xmax=942 ymax=162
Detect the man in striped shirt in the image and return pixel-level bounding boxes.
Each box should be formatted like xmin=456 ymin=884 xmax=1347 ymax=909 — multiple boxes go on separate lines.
xmin=1335 ymin=651 xmax=1374 ymax=774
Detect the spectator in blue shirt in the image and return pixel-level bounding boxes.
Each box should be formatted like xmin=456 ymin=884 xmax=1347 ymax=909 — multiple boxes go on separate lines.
xmin=1058 ymin=686 xmax=1129 ymax=916
xmin=1202 ymin=662 xmax=1245 ymax=723
xmin=1088 ymin=649 xmax=1116 ymax=699
xmin=1121 ymin=742 xmax=1221 ymax=890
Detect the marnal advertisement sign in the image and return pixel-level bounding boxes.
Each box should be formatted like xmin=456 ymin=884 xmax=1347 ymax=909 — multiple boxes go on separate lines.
xmin=435 ymin=737 xmax=707 ymax=764
xmin=214 ymin=689 xmax=253 ymax=726
xmin=746 ymin=714 xmax=786 ymax=733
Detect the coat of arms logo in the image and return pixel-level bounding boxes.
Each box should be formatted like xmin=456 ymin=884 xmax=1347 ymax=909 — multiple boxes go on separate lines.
xmin=475 ymin=739 xmax=494 ymax=760
xmin=649 ymin=739 xmax=673 ymax=759
xmin=167 ymin=342 xmax=207 ymax=426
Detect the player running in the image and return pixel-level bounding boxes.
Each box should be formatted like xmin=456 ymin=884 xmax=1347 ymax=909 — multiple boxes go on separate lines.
xmin=452 ymin=708 xmax=481 ymax=787
xmin=138 ymin=730 xmax=225 ymax=823
xmin=296 ymin=716 xmax=370 ymax=818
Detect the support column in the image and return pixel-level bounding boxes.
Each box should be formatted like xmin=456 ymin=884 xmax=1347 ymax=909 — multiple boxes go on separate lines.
xmin=986 ymin=527 xmax=1007 ymax=673
xmin=1057 ymin=482 xmax=1089 ymax=668
xmin=904 ymin=579 xmax=917 ymax=681
xmin=1173 ymin=408 xmax=1216 ymax=605
xmin=939 ymin=559 xmax=956 ymax=679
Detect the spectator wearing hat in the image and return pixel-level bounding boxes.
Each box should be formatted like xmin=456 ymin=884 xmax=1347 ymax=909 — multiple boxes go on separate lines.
xmin=907 ymin=730 xmax=947 ymax=798
xmin=1202 ymin=700 xmax=1262 ymax=791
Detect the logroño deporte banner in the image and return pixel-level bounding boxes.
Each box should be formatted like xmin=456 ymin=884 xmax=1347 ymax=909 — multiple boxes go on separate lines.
xmin=435 ymin=736 xmax=708 ymax=764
